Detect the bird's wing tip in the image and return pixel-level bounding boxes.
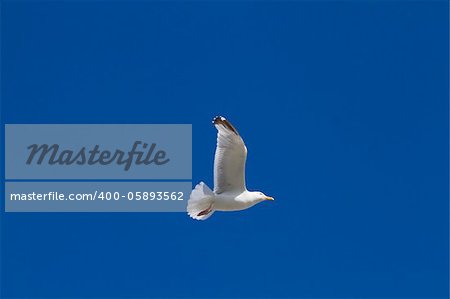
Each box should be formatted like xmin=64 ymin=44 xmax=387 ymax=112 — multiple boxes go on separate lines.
xmin=212 ymin=115 xmax=226 ymax=124
xmin=212 ymin=116 xmax=239 ymax=135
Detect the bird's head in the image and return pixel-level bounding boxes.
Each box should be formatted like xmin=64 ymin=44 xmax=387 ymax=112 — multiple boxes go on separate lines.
xmin=250 ymin=191 xmax=274 ymax=203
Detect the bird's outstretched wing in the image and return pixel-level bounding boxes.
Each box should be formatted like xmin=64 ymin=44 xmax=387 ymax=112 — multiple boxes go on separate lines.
xmin=213 ymin=116 xmax=247 ymax=194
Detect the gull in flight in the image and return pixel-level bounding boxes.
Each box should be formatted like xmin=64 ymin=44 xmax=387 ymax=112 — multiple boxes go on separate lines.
xmin=187 ymin=116 xmax=274 ymax=220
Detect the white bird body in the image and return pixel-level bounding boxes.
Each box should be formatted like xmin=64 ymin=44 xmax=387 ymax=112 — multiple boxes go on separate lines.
xmin=187 ymin=116 xmax=273 ymax=220
xmin=213 ymin=191 xmax=261 ymax=211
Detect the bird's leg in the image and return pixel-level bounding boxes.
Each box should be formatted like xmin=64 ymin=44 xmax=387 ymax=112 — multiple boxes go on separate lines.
xmin=197 ymin=203 xmax=213 ymax=217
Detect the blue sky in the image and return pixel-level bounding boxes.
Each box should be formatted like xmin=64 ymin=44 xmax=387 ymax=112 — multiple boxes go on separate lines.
xmin=1 ymin=1 xmax=449 ymax=298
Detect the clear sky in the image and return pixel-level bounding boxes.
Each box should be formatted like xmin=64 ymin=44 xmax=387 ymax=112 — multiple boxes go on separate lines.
xmin=1 ymin=1 xmax=448 ymax=298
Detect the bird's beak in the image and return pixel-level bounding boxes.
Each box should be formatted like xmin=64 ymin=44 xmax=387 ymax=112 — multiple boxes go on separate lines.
xmin=265 ymin=196 xmax=274 ymax=201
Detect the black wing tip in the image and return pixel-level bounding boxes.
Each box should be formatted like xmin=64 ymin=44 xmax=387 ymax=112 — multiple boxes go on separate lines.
xmin=212 ymin=115 xmax=226 ymax=124
xmin=212 ymin=115 xmax=239 ymax=135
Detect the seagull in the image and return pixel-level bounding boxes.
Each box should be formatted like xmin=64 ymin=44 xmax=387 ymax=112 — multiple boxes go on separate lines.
xmin=187 ymin=116 xmax=274 ymax=220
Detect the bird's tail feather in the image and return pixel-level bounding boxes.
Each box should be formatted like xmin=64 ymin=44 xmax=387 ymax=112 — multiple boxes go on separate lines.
xmin=187 ymin=182 xmax=215 ymax=220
